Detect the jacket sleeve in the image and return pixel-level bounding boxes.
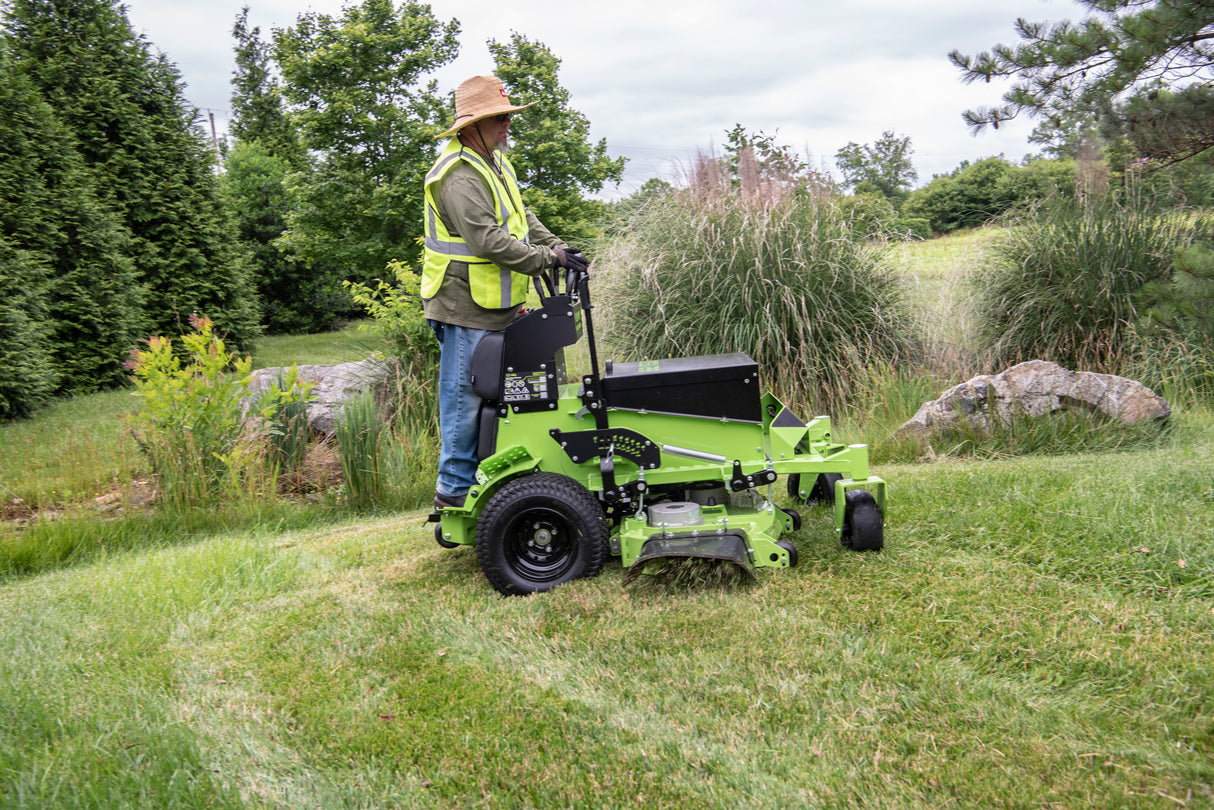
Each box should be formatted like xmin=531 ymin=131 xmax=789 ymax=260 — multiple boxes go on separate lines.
xmin=437 ymin=166 xmax=562 ymax=277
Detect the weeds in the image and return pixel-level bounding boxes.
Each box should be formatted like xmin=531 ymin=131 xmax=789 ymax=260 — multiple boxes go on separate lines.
xmin=124 ymin=315 xmax=263 ymax=511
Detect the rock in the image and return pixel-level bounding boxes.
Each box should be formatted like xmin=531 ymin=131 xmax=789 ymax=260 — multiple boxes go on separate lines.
xmin=898 ymin=360 xmax=1171 ymax=437
xmin=246 ymin=358 xmax=396 ymax=436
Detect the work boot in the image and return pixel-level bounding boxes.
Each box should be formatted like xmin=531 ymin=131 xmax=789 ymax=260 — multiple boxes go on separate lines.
xmin=434 ymin=491 xmax=467 ymax=510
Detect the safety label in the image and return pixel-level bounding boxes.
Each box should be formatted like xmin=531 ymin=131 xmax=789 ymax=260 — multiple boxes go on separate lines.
xmin=503 ymin=371 xmax=550 ymax=402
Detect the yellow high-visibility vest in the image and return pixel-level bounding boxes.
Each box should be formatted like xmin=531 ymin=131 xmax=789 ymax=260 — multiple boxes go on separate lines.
xmin=421 ymin=140 xmax=532 ymax=309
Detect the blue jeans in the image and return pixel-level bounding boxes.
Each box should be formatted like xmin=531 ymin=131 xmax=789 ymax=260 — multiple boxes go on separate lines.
xmin=429 ymin=320 xmax=490 ymax=497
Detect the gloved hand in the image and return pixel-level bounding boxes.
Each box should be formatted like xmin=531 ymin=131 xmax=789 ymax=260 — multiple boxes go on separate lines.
xmin=553 ymin=247 xmax=589 ymax=275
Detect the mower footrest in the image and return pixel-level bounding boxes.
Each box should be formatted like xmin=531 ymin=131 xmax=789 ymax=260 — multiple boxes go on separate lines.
xmin=622 ymin=533 xmax=756 ymax=583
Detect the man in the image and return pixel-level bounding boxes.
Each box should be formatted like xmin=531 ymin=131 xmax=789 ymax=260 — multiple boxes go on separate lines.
xmin=422 ymin=75 xmax=589 ymax=511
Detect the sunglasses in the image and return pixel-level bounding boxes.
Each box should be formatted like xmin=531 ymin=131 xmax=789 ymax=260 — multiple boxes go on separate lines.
xmin=492 ymin=113 xmax=513 ymax=124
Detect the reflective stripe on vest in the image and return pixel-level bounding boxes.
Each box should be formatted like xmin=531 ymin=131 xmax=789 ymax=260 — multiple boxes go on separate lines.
xmin=421 ymin=141 xmax=531 ymax=309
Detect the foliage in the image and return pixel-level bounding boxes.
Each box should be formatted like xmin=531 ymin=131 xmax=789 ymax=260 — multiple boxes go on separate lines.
xmin=973 ymin=190 xmax=1197 ymax=372
xmin=124 ymin=315 xmax=263 ymax=510
xmin=834 ymin=130 xmax=918 ymax=206
xmin=3 ymin=0 xmax=260 ymax=373
xmin=951 ymin=1 xmax=1214 ymax=165
xmin=1136 ymin=241 xmax=1214 ymax=339
xmin=722 ymin=124 xmax=813 ymax=189
xmin=229 ymin=7 xmax=304 ymax=167
xmin=221 ymin=140 xmax=345 ymax=334
xmin=253 ymin=366 xmax=315 ymax=482
xmin=0 ymin=40 xmax=142 ymax=405
xmin=488 ymin=32 xmax=626 ymax=247
xmin=897 ymin=217 xmax=931 ymax=240
xmin=837 ymin=192 xmax=898 ymax=238
xmin=345 ymin=259 xmax=440 ymax=372
xmin=902 ymin=156 xmax=1076 ymax=233
xmin=273 ymin=0 xmax=459 ymax=283
xmin=334 ymin=388 xmax=386 ymax=511
xmin=595 ymin=176 xmax=920 ymax=414
xmin=0 ymin=238 xmax=55 ymax=419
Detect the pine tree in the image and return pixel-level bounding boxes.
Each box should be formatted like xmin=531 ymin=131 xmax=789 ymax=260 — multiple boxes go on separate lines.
xmin=5 ymin=0 xmax=260 ymax=350
xmin=951 ymin=1 xmax=1214 ymax=165
xmin=0 ymin=42 xmax=141 ymax=405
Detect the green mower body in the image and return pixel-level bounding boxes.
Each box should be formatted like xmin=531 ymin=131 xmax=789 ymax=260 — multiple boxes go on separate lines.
xmin=430 ymin=269 xmax=886 ymax=595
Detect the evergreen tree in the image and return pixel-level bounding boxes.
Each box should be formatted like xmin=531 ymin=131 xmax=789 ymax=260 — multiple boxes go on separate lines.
xmin=273 ymin=0 xmax=459 ymax=282
xmin=0 ymin=42 xmax=140 ymax=405
xmin=5 ymin=0 xmax=260 ymax=350
xmin=951 ymin=1 xmax=1214 ymax=165
xmin=230 ymin=6 xmax=303 ymax=166
xmin=488 ymin=33 xmax=626 ymax=245
xmin=222 ymin=141 xmax=344 ymax=333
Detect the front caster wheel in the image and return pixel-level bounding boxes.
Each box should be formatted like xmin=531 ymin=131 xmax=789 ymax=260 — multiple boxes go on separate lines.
xmin=840 ymin=489 xmax=883 ymax=552
xmin=476 ymin=472 xmax=608 ymax=596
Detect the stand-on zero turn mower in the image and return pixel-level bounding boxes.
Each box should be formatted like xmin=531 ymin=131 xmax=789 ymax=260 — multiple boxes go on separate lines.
xmin=428 ymin=267 xmax=887 ymax=595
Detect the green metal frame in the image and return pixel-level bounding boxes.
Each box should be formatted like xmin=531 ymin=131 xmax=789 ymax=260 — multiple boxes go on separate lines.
xmin=437 ymin=379 xmax=886 ymax=573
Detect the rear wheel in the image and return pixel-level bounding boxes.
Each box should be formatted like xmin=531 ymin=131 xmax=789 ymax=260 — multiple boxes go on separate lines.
xmin=840 ymin=489 xmax=883 ymax=552
xmin=476 ymin=473 xmax=608 ymax=596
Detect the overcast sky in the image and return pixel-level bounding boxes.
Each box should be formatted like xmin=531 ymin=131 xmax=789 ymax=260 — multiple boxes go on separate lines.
xmin=122 ymin=0 xmax=1085 ymax=198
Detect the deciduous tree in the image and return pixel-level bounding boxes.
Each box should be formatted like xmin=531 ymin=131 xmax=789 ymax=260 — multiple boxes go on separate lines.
xmin=273 ymin=0 xmax=459 ymax=282
xmin=488 ymin=32 xmax=626 ymax=246
xmin=834 ymin=131 xmax=918 ymax=205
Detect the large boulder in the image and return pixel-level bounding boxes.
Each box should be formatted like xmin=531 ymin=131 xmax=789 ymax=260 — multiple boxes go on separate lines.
xmin=898 ymin=360 xmax=1170 ymax=437
xmin=246 ymin=359 xmax=396 ymax=436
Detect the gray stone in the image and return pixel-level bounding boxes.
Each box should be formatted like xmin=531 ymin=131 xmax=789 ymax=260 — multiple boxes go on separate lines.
xmin=898 ymin=360 xmax=1171 ymax=437
xmin=246 ymin=358 xmax=396 ymax=436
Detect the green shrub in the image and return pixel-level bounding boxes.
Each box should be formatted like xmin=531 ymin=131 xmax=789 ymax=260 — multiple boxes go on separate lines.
xmin=595 ymin=184 xmax=921 ymax=413
xmin=973 ymin=191 xmax=1196 ymax=372
xmin=345 ymin=260 xmax=439 ymax=374
xmin=895 ymin=217 xmax=931 ymax=240
xmin=251 ymin=366 xmax=315 ymax=484
xmin=125 ymin=315 xmax=267 ymax=510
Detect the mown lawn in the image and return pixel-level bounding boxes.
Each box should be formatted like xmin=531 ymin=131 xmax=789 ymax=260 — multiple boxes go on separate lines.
xmin=2 ymin=233 xmax=1211 ymax=808
xmin=2 ymin=416 xmax=1211 ymax=808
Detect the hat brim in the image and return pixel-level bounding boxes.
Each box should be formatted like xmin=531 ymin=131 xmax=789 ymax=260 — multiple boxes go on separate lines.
xmin=436 ymin=100 xmax=538 ymax=139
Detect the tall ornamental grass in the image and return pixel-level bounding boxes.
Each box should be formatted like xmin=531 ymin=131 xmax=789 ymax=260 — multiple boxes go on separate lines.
xmin=973 ymin=190 xmax=1205 ymax=373
xmin=596 ymin=167 xmax=920 ymax=414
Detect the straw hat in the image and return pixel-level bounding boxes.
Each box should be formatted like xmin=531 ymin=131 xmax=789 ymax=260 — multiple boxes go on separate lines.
xmin=436 ymin=75 xmax=538 ymax=139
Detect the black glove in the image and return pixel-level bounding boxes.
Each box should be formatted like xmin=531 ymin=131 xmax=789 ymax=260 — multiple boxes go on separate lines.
xmin=554 ymin=247 xmax=589 ymax=274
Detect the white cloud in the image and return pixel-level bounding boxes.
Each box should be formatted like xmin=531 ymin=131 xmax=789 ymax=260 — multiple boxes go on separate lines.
xmin=122 ymin=0 xmax=1087 ymax=196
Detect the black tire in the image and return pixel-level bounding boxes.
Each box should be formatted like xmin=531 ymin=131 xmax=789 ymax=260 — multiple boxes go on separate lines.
xmin=434 ymin=522 xmax=459 ymax=549
xmin=840 ymin=489 xmax=883 ymax=552
xmin=780 ymin=505 xmax=802 ymax=531
xmin=809 ymin=473 xmax=844 ymax=505
xmin=776 ymin=539 xmax=799 ymax=568
xmin=787 ymin=472 xmax=843 ymax=506
xmin=476 ymin=472 xmax=608 ymax=596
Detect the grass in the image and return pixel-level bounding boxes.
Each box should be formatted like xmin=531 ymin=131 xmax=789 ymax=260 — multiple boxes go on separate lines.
xmin=1 ymin=425 xmax=1211 ymax=807
xmin=0 ymin=321 xmax=385 ymax=516
xmin=2 ymin=232 xmax=1212 ymax=806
